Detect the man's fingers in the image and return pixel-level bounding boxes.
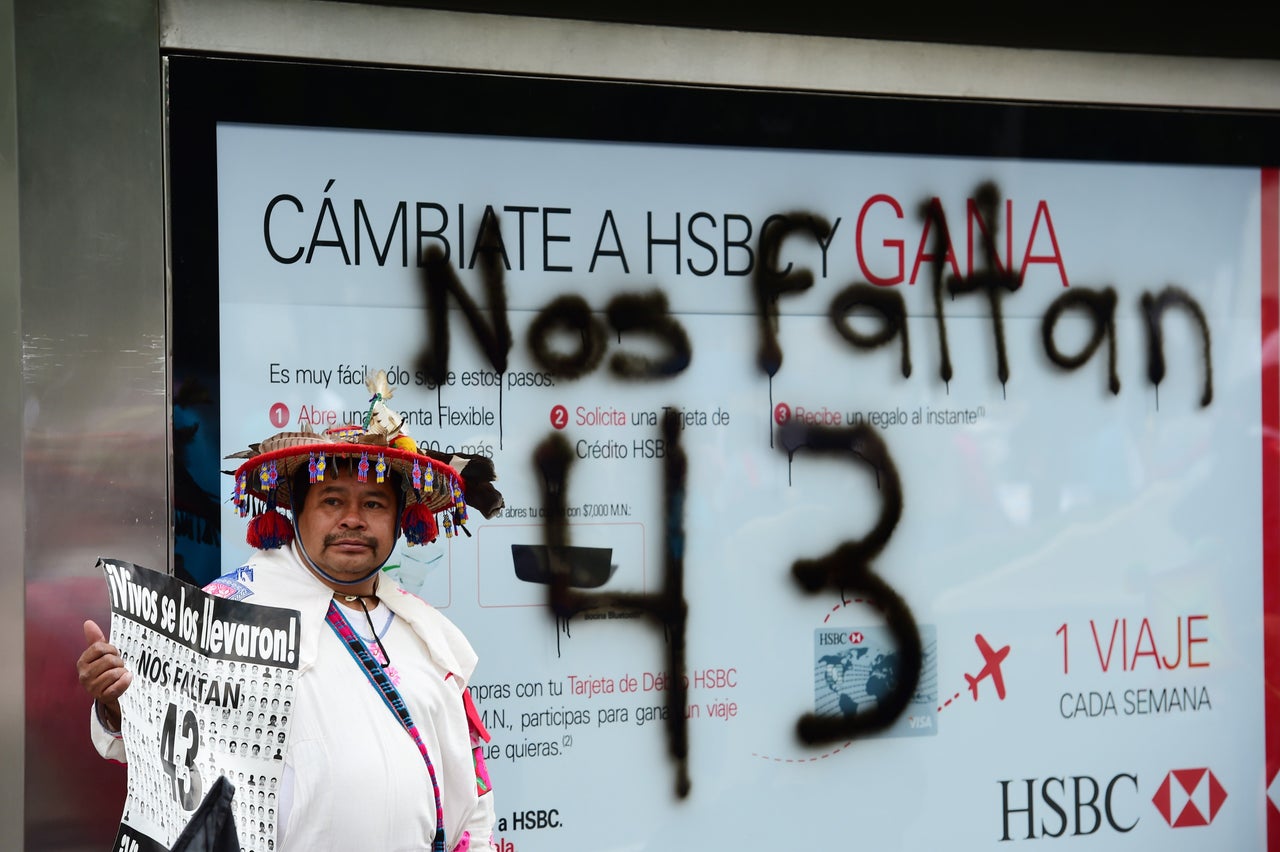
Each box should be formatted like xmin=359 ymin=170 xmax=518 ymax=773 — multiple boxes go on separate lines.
xmin=84 ymin=667 xmax=131 ymax=701
xmin=78 ymin=621 xmax=116 ymax=670
xmin=77 ymin=618 xmax=132 ymax=704
xmin=76 ymin=639 xmax=129 ymax=698
xmin=77 ymin=642 xmax=120 ymax=673
xmin=79 ymin=650 xmax=124 ymax=681
xmin=99 ymin=669 xmax=132 ymax=700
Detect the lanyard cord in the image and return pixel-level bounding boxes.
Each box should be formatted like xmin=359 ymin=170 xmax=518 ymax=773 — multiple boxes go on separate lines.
xmin=325 ymin=601 xmax=446 ymax=852
xmin=342 ymin=594 xmax=393 ymax=666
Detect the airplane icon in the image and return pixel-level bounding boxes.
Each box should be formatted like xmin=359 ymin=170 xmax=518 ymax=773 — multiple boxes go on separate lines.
xmin=964 ymin=633 xmax=1011 ymax=701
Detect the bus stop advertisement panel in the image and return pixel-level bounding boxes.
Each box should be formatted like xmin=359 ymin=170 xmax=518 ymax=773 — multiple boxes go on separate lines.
xmin=167 ymin=57 xmax=1280 ymax=851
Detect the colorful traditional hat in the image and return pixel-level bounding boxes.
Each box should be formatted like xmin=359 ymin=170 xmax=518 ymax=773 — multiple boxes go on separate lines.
xmin=225 ymin=370 xmax=489 ymax=550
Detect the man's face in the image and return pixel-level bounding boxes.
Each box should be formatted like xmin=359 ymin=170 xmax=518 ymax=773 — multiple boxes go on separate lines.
xmin=296 ymin=466 xmax=398 ymax=582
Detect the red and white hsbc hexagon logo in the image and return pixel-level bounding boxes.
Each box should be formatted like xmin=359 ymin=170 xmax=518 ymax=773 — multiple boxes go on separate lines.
xmin=1151 ymin=768 xmax=1228 ymax=827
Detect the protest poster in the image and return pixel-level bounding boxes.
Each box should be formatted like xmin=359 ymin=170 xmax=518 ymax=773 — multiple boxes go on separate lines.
xmin=100 ymin=558 xmax=300 ymax=852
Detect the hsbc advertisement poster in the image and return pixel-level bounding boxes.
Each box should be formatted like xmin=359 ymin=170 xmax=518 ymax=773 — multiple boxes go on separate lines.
xmin=205 ymin=119 xmax=1278 ymax=850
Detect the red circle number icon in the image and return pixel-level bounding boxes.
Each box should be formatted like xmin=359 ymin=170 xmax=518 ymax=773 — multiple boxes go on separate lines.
xmin=269 ymin=402 xmax=290 ymax=429
xmin=773 ymin=403 xmax=791 ymax=425
xmin=550 ymin=404 xmax=569 ymax=430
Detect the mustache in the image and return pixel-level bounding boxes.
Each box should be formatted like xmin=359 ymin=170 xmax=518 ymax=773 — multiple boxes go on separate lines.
xmin=323 ymin=532 xmax=378 ymax=548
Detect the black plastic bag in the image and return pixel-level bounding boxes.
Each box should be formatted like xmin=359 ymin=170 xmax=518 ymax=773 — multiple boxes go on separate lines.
xmin=169 ymin=775 xmax=241 ymax=852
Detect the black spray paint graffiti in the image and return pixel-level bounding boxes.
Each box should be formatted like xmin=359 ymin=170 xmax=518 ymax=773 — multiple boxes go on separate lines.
xmin=416 ymin=213 xmax=693 ymax=452
xmin=750 ymin=182 xmax=1213 ymax=407
xmin=778 ymin=421 xmax=923 ymax=743
xmin=1041 ymin=286 xmax=1121 ymax=394
xmin=1140 ymin=287 xmax=1213 ymax=408
xmin=933 ymin=184 xmax=1021 ymax=394
xmin=408 ymin=182 xmax=1216 ymax=798
xmin=535 ymin=412 xmax=691 ymax=797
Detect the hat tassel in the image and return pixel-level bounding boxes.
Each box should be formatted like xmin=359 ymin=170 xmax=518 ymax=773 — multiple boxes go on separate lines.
xmin=401 ymin=502 xmax=439 ymax=545
xmin=247 ymin=506 xmax=294 ymax=550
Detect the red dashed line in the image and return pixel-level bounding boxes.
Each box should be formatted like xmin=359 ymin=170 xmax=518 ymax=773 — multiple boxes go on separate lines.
xmin=822 ymin=598 xmax=868 ymax=623
xmin=753 ymin=741 xmax=854 ymax=762
xmin=938 ymin=691 xmax=963 ymax=712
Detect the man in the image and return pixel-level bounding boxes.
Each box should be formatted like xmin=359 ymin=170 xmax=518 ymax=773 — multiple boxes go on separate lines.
xmin=78 ymin=375 xmax=501 ymax=851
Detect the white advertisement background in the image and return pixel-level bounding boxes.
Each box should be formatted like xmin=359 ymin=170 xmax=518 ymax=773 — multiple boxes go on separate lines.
xmin=216 ymin=123 xmax=1264 ymax=849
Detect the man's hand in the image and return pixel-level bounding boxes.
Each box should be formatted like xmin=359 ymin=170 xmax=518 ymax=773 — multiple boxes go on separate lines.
xmin=77 ymin=619 xmax=131 ymax=732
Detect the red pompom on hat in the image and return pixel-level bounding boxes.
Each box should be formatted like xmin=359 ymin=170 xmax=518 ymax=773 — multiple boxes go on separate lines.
xmin=246 ymin=507 xmax=294 ymax=550
xmin=400 ymin=502 xmax=439 ymax=545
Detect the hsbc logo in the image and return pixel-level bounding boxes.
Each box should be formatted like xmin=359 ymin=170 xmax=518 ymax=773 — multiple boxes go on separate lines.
xmin=998 ymin=775 xmax=1138 ymax=840
xmin=997 ymin=768 xmax=1227 ymax=840
xmin=1151 ymin=768 xmax=1227 ymax=827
